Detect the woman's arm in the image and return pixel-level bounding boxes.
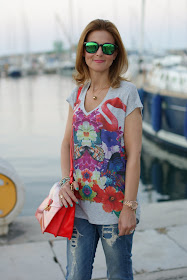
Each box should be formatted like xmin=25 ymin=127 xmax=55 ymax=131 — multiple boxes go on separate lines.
xmin=118 ymin=107 xmax=142 ymax=236
xmin=59 ymin=105 xmax=79 ymax=207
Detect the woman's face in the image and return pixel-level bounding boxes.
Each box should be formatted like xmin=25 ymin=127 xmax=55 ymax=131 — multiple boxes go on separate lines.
xmin=84 ymin=30 xmax=118 ymax=76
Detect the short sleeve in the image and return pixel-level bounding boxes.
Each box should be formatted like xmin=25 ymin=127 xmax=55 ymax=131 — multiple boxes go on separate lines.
xmin=66 ymin=87 xmax=79 ymax=109
xmin=125 ymin=85 xmax=143 ymax=117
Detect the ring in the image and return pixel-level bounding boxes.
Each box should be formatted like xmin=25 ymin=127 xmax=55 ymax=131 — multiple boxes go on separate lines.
xmin=129 ymin=229 xmax=134 ymax=234
xmin=60 ymin=195 xmax=63 ymax=199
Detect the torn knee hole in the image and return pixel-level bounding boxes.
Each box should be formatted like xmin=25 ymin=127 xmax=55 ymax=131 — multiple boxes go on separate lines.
xmin=70 ymin=227 xmax=82 ymax=248
xmin=102 ymin=225 xmax=118 ymax=246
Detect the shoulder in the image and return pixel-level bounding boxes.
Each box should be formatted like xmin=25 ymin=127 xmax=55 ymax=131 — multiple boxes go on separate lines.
xmin=72 ymin=86 xmax=79 ymax=95
xmin=68 ymin=83 xmax=88 ymax=105
xmin=110 ymin=81 xmax=137 ymax=99
xmin=118 ymin=80 xmax=137 ymax=93
xmin=77 ymin=82 xmax=90 ymax=97
xmin=69 ymin=85 xmax=84 ymax=100
xmin=66 ymin=86 xmax=79 ymax=108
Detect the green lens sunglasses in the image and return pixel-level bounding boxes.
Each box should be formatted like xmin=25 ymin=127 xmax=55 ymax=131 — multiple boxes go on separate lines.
xmin=84 ymin=41 xmax=118 ymax=55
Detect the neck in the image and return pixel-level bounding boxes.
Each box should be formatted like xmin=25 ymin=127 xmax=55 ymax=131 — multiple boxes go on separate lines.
xmin=89 ymin=71 xmax=110 ymax=90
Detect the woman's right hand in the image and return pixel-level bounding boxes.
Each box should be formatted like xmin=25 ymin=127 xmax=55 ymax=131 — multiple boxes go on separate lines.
xmin=59 ymin=181 xmax=79 ymax=208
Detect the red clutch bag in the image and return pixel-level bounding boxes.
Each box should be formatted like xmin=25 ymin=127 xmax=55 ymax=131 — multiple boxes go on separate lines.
xmin=35 ymin=87 xmax=82 ymax=240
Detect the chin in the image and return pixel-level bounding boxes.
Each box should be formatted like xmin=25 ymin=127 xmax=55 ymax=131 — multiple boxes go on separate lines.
xmin=89 ymin=65 xmax=110 ymax=73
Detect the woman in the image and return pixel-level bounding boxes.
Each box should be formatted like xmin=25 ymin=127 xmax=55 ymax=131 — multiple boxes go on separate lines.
xmin=59 ymin=19 xmax=143 ymax=280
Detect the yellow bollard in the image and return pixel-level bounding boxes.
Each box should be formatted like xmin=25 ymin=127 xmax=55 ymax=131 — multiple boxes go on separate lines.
xmin=0 ymin=174 xmax=17 ymax=218
xmin=0 ymin=158 xmax=25 ymax=235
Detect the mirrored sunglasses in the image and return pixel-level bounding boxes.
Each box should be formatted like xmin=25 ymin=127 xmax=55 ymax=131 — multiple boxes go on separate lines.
xmin=84 ymin=42 xmax=118 ymax=55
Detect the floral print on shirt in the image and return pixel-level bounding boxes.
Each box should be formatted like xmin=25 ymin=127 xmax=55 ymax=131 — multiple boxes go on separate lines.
xmin=73 ymin=97 xmax=127 ymax=218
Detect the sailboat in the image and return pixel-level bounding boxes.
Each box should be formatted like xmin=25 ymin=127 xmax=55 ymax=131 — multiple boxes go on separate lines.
xmin=137 ymin=0 xmax=187 ymax=155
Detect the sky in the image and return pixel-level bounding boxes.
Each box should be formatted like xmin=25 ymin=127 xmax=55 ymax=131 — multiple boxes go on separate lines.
xmin=0 ymin=0 xmax=186 ymax=56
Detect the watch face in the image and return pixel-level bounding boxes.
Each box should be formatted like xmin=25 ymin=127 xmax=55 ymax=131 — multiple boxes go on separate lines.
xmin=124 ymin=201 xmax=138 ymax=210
xmin=132 ymin=201 xmax=138 ymax=210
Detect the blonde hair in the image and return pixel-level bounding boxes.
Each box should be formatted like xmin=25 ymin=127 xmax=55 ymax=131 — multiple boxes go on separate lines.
xmin=73 ymin=19 xmax=129 ymax=88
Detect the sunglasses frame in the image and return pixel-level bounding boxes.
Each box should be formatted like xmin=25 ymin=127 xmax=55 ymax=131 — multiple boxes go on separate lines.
xmin=84 ymin=41 xmax=118 ymax=55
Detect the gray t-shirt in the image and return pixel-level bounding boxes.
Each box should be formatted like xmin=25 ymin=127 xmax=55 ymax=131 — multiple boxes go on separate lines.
xmin=66 ymin=80 xmax=143 ymax=225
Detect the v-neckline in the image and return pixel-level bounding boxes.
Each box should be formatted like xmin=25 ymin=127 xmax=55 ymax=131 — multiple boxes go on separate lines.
xmin=82 ymin=82 xmax=112 ymax=116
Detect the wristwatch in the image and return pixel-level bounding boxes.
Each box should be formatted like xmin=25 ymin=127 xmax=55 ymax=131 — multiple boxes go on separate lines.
xmin=123 ymin=200 xmax=138 ymax=211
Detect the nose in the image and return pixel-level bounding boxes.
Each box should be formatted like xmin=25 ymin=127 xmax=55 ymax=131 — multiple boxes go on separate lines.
xmin=96 ymin=46 xmax=103 ymax=55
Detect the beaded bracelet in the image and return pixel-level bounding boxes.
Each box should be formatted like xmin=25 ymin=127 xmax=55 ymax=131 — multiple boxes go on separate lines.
xmin=59 ymin=176 xmax=70 ymax=187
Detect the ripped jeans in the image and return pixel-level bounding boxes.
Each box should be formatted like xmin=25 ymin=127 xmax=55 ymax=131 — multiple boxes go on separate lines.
xmin=66 ymin=218 xmax=134 ymax=280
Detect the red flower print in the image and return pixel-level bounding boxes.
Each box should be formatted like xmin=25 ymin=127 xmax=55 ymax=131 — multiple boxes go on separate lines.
xmin=84 ymin=132 xmax=89 ymax=137
xmin=81 ymin=169 xmax=92 ymax=182
xmin=92 ymin=183 xmax=104 ymax=203
xmin=102 ymin=186 xmax=124 ymax=213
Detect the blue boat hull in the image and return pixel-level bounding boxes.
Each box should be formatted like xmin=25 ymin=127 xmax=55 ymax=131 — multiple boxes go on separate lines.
xmin=138 ymin=88 xmax=187 ymax=155
xmin=8 ymin=71 xmax=22 ymax=78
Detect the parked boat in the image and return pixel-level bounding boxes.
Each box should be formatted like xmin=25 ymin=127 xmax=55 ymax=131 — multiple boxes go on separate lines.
xmin=7 ymin=65 xmax=22 ymax=78
xmin=138 ymin=54 xmax=187 ymax=155
xmin=21 ymin=58 xmax=39 ymax=76
xmin=58 ymin=59 xmax=75 ymax=75
xmin=43 ymin=57 xmax=59 ymax=74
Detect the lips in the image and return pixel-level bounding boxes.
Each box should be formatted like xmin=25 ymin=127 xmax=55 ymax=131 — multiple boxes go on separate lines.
xmin=94 ymin=60 xmax=105 ymax=63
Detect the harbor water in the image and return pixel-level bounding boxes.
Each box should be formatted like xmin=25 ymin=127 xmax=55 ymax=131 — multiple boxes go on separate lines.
xmin=0 ymin=74 xmax=186 ymax=216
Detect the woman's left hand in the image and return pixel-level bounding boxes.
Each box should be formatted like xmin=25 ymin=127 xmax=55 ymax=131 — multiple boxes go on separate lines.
xmin=118 ymin=205 xmax=136 ymax=236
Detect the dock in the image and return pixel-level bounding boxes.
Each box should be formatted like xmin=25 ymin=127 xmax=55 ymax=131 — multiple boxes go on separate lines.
xmin=0 ymin=200 xmax=187 ymax=280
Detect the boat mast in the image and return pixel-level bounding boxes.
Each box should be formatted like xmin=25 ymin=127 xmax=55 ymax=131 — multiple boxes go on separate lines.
xmin=55 ymin=0 xmax=73 ymax=59
xmin=68 ymin=0 xmax=73 ymax=58
xmin=139 ymin=0 xmax=145 ymax=74
xmin=140 ymin=0 xmax=145 ymax=57
xmin=21 ymin=0 xmax=30 ymax=60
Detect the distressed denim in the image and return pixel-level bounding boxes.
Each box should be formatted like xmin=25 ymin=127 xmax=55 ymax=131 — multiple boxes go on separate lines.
xmin=66 ymin=217 xmax=134 ymax=280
